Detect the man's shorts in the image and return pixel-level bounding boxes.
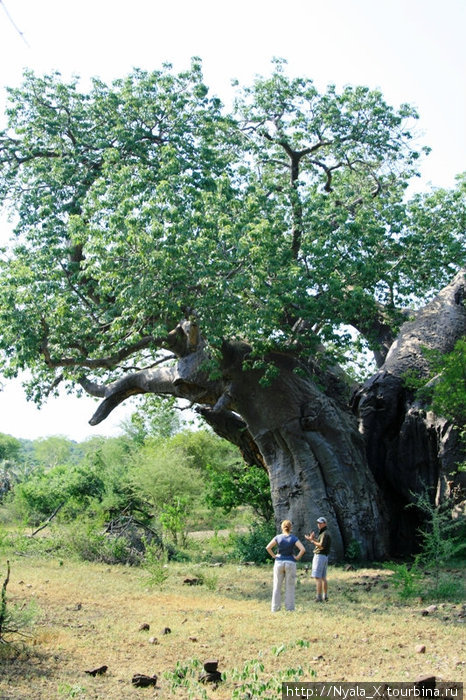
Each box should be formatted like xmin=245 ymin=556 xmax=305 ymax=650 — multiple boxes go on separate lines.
xmin=312 ymin=553 xmax=328 ymax=578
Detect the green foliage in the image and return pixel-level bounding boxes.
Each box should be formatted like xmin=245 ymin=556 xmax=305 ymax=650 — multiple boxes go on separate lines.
xmin=190 ymin=568 xmax=219 ymax=591
xmin=163 ymin=659 xmax=209 ymax=700
xmin=0 ymin=426 xmax=256 ymax=559
xmin=32 ymin=436 xmax=80 ymax=470
xmin=387 ymin=489 xmax=466 ymax=601
xmin=412 ymin=490 xmax=466 ymax=593
xmin=429 ymin=339 xmax=466 ymax=431
xmin=163 ymin=656 xmax=310 ymax=700
xmin=159 ymin=497 xmax=190 ymax=545
xmin=11 ymin=462 xmax=106 ymax=525
xmin=205 ymin=462 xmax=273 ymax=522
xmin=129 ymin=428 xmax=242 ymax=537
xmin=230 ymin=521 xmax=276 ymax=563
xmin=142 ymin=541 xmax=170 ymax=587
xmin=0 ymin=60 xmax=463 ymax=402
xmin=0 ymin=434 xmax=21 ymax=462
xmin=384 ymin=561 xmax=422 ymax=599
xmin=229 ymin=658 xmax=308 ymax=698
xmin=79 ymin=435 xmax=149 ymax=522
xmin=129 ymin=434 xmax=204 ymax=524
xmin=57 ymin=684 xmax=87 ymax=699
xmin=403 ymin=339 xmax=466 ymax=434
xmin=345 ymin=538 xmax=363 ymax=563
xmin=55 ymin=520 xmax=143 ymax=565
xmin=121 ymin=395 xmax=184 ymax=444
xmin=0 ymin=561 xmax=38 ymax=646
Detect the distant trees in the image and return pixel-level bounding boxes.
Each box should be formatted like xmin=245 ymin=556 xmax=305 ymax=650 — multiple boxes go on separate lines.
xmin=0 ymin=418 xmax=265 ymax=545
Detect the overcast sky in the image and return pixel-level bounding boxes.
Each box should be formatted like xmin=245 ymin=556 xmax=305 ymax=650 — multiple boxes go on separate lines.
xmin=0 ymin=0 xmax=465 ymax=441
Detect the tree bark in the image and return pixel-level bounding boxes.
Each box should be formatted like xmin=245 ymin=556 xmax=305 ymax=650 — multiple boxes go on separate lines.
xmin=217 ymin=348 xmax=388 ymax=561
xmin=352 ymin=269 xmax=466 ymax=555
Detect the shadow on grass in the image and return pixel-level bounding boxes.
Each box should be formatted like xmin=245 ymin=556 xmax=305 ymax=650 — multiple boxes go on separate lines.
xmin=0 ymin=645 xmax=60 ymax=695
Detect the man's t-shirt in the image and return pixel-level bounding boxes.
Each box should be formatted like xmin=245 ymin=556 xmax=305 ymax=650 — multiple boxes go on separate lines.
xmin=313 ymin=527 xmax=331 ymax=555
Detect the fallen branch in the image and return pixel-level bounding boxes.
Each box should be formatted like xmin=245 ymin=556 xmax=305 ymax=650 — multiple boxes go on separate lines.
xmin=29 ymin=502 xmax=65 ymax=537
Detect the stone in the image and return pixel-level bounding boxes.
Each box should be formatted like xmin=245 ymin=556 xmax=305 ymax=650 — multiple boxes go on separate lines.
xmin=415 ymin=644 xmax=426 ymax=654
xmin=84 ymin=665 xmax=108 ymax=676
xmin=132 ymin=673 xmax=158 ymax=688
xmin=138 ymin=623 xmax=150 ymax=631
xmin=199 ymin=659 xmax=222 ymax=684
xmin=415 ymin=675 xmax=436 ymax=689
xmin=203 ymin=659 xmax=219 ymax=673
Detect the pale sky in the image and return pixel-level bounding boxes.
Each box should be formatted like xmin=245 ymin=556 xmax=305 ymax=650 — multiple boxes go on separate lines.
xmin=0 ymin=0 xmax=465 ymax=441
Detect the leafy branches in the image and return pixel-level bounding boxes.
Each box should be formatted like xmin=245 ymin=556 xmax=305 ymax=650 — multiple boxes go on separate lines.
xmin=0 ymin=59 xmax=464 ymax=412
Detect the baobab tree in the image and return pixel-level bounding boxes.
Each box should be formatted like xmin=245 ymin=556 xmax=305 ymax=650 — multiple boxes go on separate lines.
xmin=0 ymin=60 xmax=464 ymax=558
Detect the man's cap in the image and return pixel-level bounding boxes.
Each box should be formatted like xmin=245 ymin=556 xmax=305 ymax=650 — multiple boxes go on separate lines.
xmin=317 ymin=517 xmax=327 ymax=523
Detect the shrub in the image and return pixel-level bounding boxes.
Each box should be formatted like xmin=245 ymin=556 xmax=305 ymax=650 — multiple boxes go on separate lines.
xmin=230 ymin=521 xmax=275 ymax=563
xmin=55 ymin=521 xmax=142 ymax=565
xmin=384 ymin=561 xmax=422 ymax=599
xmin=0 ymin=561 xmax=39 ymax=648
xmin=345 ymin=538 xmax=363 ymax=563
xmin=142 ymin=539 xmax=169 ymax=587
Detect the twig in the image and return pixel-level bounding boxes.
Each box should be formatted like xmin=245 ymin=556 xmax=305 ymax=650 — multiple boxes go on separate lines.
xmin=0 ymin=560 xmax=10 ymax=641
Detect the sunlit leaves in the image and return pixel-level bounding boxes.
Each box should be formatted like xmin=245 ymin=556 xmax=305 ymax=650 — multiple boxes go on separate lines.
xmin=0 ymin=60 xmax=464 ymax=401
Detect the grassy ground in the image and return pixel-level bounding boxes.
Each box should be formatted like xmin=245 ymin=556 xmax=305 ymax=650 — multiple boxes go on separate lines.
xmin=0 ymin=553 xmax=464 ymax=699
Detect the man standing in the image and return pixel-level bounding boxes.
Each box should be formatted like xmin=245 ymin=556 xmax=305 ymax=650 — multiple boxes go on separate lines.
xmin=305 ymin=517 xmax=331 ymax=602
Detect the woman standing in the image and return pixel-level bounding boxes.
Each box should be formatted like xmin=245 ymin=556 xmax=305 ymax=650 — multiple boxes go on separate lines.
xmin=266 ymin=520 xmax=306 ymax=612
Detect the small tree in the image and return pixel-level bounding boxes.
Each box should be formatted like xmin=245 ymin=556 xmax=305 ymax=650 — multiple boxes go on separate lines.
xmin=121 ymin=395 xmax=184 ymax=445
xmin=159 ymin=497 xmax=190 ymax=545
xmin=413 ymin=490 xmax=466 ymax=593
xmin=0 ymin=435 xmax=21 ymax=462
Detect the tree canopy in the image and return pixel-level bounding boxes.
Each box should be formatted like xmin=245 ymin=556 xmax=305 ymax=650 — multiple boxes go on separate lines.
xmin=1 ymin=59 xmax=464 ymax=410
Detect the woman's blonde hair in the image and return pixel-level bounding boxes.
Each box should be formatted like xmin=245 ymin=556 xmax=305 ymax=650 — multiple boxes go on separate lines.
xmin=281 ymin=519 xmax=292 ymax=534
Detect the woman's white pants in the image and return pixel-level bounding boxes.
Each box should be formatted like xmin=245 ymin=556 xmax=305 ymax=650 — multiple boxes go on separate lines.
xmin=271 ymin=560 xmax=296 ymax=611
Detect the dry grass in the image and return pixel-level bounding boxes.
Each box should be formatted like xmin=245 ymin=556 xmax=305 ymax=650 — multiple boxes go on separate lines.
xmin=0 ymin=554 xmax=464 ymax=699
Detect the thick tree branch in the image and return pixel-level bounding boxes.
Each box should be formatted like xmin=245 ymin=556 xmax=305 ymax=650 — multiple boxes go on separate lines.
xmin=40 ymin=320 xmax=167 ymax=370
xmin=197 ymin=406 xmax=266 ymax=470
xmin=81 ymin=320 xmax=225 ymax=425
xmin=83 ymin=366 xmax=178 ymax=424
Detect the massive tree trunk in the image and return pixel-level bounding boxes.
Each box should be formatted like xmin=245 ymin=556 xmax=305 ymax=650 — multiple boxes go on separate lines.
xmin=86 ymin=270 xmax=466 ymax=561
xmin=210 ymin=349 xmax=388 ymax=561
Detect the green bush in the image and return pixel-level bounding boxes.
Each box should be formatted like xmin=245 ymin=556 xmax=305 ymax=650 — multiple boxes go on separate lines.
xmin=384 ymin=561 xmax=422 ymax=599
xmin=387 ymin=488 xmax=466 ymax=602
xmin=230 ymin=521 xmax=275 ymax=563
xmin=345 ymin=538 xmax=363 ymax=563
xmin=53 ymin=521 xmax=142 ymax=565
xmin=0 ymin=561 xmax=39 ymax=647
xmin=11 ymin=464 xmax=105 ymax=525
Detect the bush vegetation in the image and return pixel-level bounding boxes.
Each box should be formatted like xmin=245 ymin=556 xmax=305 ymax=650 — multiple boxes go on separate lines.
xmin=0 ymin=395 xmax=275 ymax=569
